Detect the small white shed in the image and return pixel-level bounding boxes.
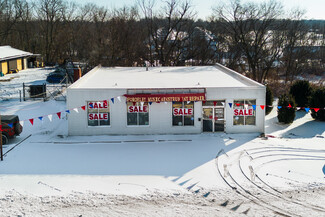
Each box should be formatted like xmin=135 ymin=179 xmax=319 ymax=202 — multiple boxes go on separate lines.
xmin=67 ymin=64 xmax=266 ymax=135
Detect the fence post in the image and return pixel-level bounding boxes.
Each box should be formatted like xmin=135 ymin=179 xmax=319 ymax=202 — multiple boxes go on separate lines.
xmin=23 ymin=83 xmax=26 ymax=101
xmin=19 ymin=90 xmax=21 ymax=102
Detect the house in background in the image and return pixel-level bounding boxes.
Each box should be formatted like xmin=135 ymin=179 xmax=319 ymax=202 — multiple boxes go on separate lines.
xmin=0 ymin=46 xmax=34 ymax=75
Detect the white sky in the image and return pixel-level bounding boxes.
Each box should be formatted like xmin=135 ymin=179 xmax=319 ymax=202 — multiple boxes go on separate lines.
xmin=76 ymin=0 xmax=325 ymax=20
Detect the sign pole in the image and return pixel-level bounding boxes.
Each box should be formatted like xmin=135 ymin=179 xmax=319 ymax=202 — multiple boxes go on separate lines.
xmin=0 ymin=114 xmax=3 ymax=161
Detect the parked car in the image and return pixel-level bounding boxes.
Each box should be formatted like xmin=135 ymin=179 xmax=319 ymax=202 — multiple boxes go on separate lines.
xmin=1 ymin=115 xmax=23 ymax=145
xmin=46 ymin=68 xmax=67 ymax=84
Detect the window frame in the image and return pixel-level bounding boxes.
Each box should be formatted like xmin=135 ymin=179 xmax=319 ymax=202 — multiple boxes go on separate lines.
xmin=172 ymin=101 xmax=195 ymax=126
xmin=87 ymin=101 xmax=110 ymax=127
xmin=127 ymin=102 xmax=149 ymax=126
xmin=233 ymin=99 xmax=256 ymax=126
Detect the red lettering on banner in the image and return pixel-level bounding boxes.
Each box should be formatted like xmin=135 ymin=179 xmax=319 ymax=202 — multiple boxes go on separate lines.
xmin=234 ymin=109 xmax=254 ymax=116
xmin=125 ymin=93 xmax=206 ymax=102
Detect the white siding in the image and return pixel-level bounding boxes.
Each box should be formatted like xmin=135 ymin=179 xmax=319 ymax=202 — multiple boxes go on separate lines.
xmin=67 ymin=86 xmax=265 ymax=135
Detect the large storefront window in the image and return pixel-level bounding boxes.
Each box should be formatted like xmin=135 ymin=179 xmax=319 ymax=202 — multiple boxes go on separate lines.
xmin=88 ymin=101 xmax=110 ymax=126
xmin=233 ymin=99 xmax=256 ymax=125
xmin=172 ymin=101 xmax=194 ymax=126
xmin=127 ymin=102 xmax=149 ymax=125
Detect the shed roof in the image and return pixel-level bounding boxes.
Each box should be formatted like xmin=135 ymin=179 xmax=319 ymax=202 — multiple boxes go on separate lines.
xmin=70 ymin=64 xmax=264 ymax=90
xmin=0 ymin=46 xmax=33 ymax=61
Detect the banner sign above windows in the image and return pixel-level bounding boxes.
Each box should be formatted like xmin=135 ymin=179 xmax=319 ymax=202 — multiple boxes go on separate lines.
xmin=124 ymin=93 xmax=206 ymax=103
xmin=128 ymin=106 xmax=148 ymax=113
xmin=173 ymin=108 xmax=193 ymax=116
xmin=234 ymin=109 xmax=254 ymax=116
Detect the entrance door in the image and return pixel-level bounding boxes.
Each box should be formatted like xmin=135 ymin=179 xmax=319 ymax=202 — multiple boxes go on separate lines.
xmin=202 ymin=101 xmax=225 ymax=132
xmin=203 ymin=108 xmax=213 ymax=132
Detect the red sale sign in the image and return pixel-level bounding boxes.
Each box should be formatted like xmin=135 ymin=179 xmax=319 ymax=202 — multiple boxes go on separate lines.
xmin=234 ymin=109 xmax=253 ymax=116
xmin=128 ymin=106 xmax=148 ymax=113
xmin=88 ymin=113 xmax=108 ymax=120
xmin=173 ymin=108 xmax=193 ymax=116
xmin=88 ymin=101 xmax=108 ymax=109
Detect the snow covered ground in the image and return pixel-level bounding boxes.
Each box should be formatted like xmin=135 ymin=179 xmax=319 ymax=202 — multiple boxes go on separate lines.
xmin=0 ymin=68 xmax=325 ymax=216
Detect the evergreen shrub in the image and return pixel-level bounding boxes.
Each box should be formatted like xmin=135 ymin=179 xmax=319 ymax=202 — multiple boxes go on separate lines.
xmin=310 ymin=87 xmax=325 ymax=121
xmin=277 ymin=94 xmax=296 ymax=124
xmin=265 ymin=85 xmax=274 ymax=115
xmin=289 ymin=80 xmax=312 ymax=108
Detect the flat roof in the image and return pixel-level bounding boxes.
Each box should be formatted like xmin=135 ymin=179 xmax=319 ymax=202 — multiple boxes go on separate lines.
xmin=0 ymin=46 xmax=33 ymax=61
xmin=70 ymin=64 xmax=264 ymax=89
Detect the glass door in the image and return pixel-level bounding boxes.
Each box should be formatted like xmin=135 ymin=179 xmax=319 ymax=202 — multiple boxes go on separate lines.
xmin=202 ymin=100 xmax=225 ymax=132
xmin=214 ymin=108 xmax=224 ymax=131
xmin=203 ymin=108 xmax=213 ymax=132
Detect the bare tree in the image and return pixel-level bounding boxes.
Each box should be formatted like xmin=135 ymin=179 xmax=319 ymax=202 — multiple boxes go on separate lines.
xmin=139 ymin=0 xmax=196 ymax=66
xmin=213 ymin=0 xmax=284 ymax=83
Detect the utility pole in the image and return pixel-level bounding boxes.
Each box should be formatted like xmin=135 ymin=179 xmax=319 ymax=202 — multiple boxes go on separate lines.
xmin=0 ymin=114 xmax=3 ymax=161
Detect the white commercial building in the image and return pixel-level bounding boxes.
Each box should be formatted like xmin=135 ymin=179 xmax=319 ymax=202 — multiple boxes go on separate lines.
xmin=67 ymin=64 xmax=265 ymax=135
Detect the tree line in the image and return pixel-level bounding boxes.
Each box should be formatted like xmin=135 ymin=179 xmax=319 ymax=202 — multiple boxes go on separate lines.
xmin=1 ymin=0 xmax=324 ymax=85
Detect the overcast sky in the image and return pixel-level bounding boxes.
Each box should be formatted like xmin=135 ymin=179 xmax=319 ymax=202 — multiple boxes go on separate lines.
xmin=76 ymin=0 xmax=325 ymax=20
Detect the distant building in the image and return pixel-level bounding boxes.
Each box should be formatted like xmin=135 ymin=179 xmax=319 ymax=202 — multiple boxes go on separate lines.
xmin=67 ymin=64 xmax=266 ymax=135
xmin=0 ymin=46 xmax=33 ymax=75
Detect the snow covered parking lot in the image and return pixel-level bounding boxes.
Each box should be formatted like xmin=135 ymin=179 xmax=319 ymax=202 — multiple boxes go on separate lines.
xmin=0 ymin=68 xmax=325 ymax=216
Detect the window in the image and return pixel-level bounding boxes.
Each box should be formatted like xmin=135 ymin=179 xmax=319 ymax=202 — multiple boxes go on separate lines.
xmin=172 ymin=101 xmax=194 ymax=126
xmin=127 ymin=102 xmax=149 ymax=125
xmin=87 ymin=101 xmax=110 ymax=126
xmin=233 ymin=99 xmax=256 ymax=125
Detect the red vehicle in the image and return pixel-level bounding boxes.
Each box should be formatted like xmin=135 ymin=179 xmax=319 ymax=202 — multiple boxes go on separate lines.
xmin=1 ymin=115 xmax=23 ymax=145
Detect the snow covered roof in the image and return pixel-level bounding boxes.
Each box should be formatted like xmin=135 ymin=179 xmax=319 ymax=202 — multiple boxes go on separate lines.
xmin=70 ymin=64 xmax=264 ymax=89
xmin=0 ymin=46 xmax=33 ymax=61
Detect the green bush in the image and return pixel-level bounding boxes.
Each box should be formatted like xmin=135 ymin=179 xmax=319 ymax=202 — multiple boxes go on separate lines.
xmin=265 ymin=85 xmax=274 ymax=115
xmin=289 ymin=80 xmax=312 ymax=108
xmin=277 ymin=94 xmax=296 ymax=124
xmin=310 ymin=87 xmax=325 ymax=121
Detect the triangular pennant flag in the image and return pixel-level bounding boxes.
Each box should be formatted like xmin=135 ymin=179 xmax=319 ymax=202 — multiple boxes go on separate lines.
xmin=111 ymin=98 xmax=114 ymax=104
xmin=81 ymin=106 xmax=86 ymax=110
xmin=244 ymin=104 xmax=248 ymax=109
xmin=66 ymin=110 xmax=70 ymax=113
xmin=305 ymin=108 xmax=310 ymax=112
xmin=278 ymin=106 xmax=282 ymax=109
xmin=187 ymin=101 xmax=191 ymax=104
xmin=133 ymin=102 xmax=136 ymax=106
xmin=29 ymin=119 xmax=34 ymax=125
xmin=8 ymin=123 xmax=13 ymax=128
xmin=20 ymin=121 xmax=24 ymax=127
xmin=235 ymin=103 xmax=241 ymax=107
xmin=73 ymin=108 xmax=79 ymax=113
xmin=0 ymin=125 xmax=2 ymax=131
xmin=117 ymin=96 xmax=121 ymax=102
xmin=314 ymin=108 xmax=320 ymax=112
xmin=57 ymin=112 xmax=61 ymax=119
xmin=38 ymin=117 xmax=43 ymax=121
xmin=221 ymin=102 xmax=225 ymax=106
xmin=296 ymin=107 xmax=301 ymax=110
xmin=228 ymin=103 xmax=232 ymax=108
xmin=260 ymin=105 xmax=265 ymax=110
xmin=140 ymin=102 xmax=144 ymax=107
xmin=213 ymin=101 xmax=217 ymax=106
xmin=48 ymin=114 xmax=53 ymax=122
xmin=89 ymin=103 xmax=94 ymax=108
xmin=252 ymin=105 xmax=256 ymax=110
xmin=288 ymin=103 xmax=292 ymax=108
xmin=149 ymin=102 xmax=153 ymax=105
xmin=103 ymin=100 xmax=107 ymax=104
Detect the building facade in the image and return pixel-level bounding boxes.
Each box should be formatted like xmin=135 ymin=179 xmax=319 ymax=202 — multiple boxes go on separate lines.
xmin=67 ymin=64 xmax=266 ymax=135
xmin=0 ymin=46 xmax=33 ymax=75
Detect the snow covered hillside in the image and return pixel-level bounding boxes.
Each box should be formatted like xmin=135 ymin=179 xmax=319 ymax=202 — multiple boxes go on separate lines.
xmin=0 ymin=68 xmax=325 ymax=216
